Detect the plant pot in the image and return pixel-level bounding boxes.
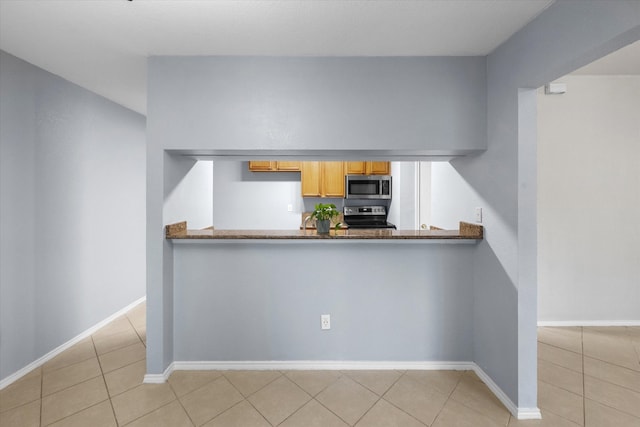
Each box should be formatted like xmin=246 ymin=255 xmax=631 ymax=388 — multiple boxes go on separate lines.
xmin=316 ymin=219 xmax=331 ymax=235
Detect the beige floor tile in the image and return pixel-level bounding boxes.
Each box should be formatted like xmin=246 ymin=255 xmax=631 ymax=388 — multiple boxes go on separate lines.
xmin=179 ymin=376 xmax=243 ymax=426
xmin=41 ymin=376 xmax=109 ymax=426
xmin=104 ymin=359 xmax=146 ymax=396
xmin=93 ymin=328 xmax=142 ymax=355
xmin=507 ymin=409 xmax=582 ymax=427
xmin=203 ymin=400 xmax=270 ymax=427
xmin=585 ymin=398 xmax=640 ymax=427
xmin=248 ymin=376 xmax=311 ymax=426
xmin=584 ymin=356 xmax=640 ymax=393
xmin=126 ymin=302 xmax=146 ymax=328
xmin=0 ymin=371 xmax=42 ymax=412
xmin=537 ymin=381 xmax=583 ymax=426
xmin=168 ymin=370 xmax=223 ymax=397
xmin=537 ymin=327 xmax=583 ymax=354
xmin=432 ymin=399 xmax=503 ymax=427
xmin=355 ymin=399 xmax=426 ymax=427
xmin=450 ymin=374 xmax=511 ymax=426
xmin=382 ymin=376 xmax=448 ymax=426
xmin=42 ymin=357 xmax=102 ymax=396
xmin=583 ymin=330 xmax=640 ymax=371
xmin=125 ymin=400 xmax=194 ymax=427
xmin=279 ymin=399 xmax=348 ymax=427
xmin=538 ymin=342 xmax=583 ymax=373
xmin=584 ymin=375 xmax=640 ymax=418
xmin=47 ymin=400 xmax=116 ymax=427
xmin=98 ymin=342 xmax=146 ymax=373
xmin=223 ymin=370 xmax=281 ymax=397
xmin=93 ymin=316 xmax=135 ymax=339
xmin=0 ymin=400 xmax=40 ymax=427
xmin=402 ymin=370 xmax=463 ymax=396
xmin=285 ymin=370 xmax=342 ymax=396
xmin=43 ymin=338 xmax=96 ymax=374
xmin=537 ymin=359 xmax=583 ymax=396
xmin=110 ymin=383 xmax=176 ymax=425
xmin=342 ymin=370 xmax=402 ymax=396
xmin=316 ymin=376 xmax=379 ymax=425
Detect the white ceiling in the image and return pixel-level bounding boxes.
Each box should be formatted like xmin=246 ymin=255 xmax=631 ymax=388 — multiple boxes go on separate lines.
xmin=0 ymin=0 xmax=559 ymax=114
xmin=572 ymin=40 xmax=640 ymax=76
xmin=2 ymin=1 xmax=637 ymax=116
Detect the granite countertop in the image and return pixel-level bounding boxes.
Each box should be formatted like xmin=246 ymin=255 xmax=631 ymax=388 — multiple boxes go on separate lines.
xmin=165 ymin=221 xmax=483 ymax=240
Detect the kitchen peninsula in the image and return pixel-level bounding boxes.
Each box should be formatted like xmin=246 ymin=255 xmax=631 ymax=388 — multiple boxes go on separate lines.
xmin=165 ymin=221 xmax=484 ymax=241
xmin=152 ymin=220 xmax=485 ymax=380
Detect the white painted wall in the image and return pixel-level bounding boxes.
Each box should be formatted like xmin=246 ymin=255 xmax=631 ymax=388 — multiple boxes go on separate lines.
xmin=164 ymin=159 xmax=213 ymax=230
xmin=537 ymin=75 xmax=640 ymax=323
xmin=212 ymin=161 xmax=302 ymax=229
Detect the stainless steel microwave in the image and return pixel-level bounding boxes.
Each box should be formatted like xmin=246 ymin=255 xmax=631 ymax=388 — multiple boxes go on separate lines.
xmin=345 ymin=175 xmax=392 ymax=199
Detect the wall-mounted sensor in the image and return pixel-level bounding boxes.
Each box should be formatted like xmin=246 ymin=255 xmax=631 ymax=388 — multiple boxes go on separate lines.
xmin=544 ymin=83 xmax=567 ymax=95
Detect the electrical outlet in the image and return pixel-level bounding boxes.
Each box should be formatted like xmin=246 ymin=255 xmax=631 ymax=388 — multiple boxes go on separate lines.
xmin=475 ymin=207 xmax=483 ymax=223
xmin=321 ymin=314 xmax=330 ymax=330
xmin=287 ymin=204 xmax=293 ymax=212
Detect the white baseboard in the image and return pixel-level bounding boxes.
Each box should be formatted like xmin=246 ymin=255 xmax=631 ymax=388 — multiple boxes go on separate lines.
xmin=472 ymin=365 xmax=541 ymax=420
xmin=172 ymin=360 xmax=475 ymax=371
xmin=143 ymin=362 xmax=174 ymax=384
xmin=538 ymin=320 xmax=640 ymax=327
xmin=153 ymin=359 xmax=535 ymax=419
xmin=0 ymin=296 xmax=146 ymax=390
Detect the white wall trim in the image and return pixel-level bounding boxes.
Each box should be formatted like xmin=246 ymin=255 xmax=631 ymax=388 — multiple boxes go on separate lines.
xmin=143 ymin=362 xmax=174 ymax=384
xmin=472 ymin=365 xmax=541 ymax=420
xmin=0 ymin=296 xmax=146 ymax=390
xmin=151 ymin=359 xmax=536 ymax=419
xmin=172 ymin=360 xmax=475 ymax=371
xmin=538 ymin=320 xmax=640 ymax=327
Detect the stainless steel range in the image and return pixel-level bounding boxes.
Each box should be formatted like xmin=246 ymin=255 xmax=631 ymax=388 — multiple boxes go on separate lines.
xmin=343 ymin=205 xmax=396 ymax=229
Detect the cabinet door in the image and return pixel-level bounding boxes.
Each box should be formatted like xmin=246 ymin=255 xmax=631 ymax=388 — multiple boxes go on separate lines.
xmin=248 ymin=161 xmax=275 ymax=171
xmin=368 ymin=161 xmax=390 ymax=175
xmin=345 ymin=161 xmax=366 ymax=175
xmin=301 ymin=162 xmax=322 ymax=197
xmin=322 ymin=162 xmax=345 ymax=197
xmin=276 ymin=161 xmax=301 ymax=171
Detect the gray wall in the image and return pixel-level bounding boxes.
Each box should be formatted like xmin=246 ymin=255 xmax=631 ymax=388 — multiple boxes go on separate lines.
xmin=146 ymin=3 xmax=639 ymax=411
xmin=146 ymin=56 xmax=487 ymax=375
xmin=430 ymin=1 xmax=640 ymax=409
xmin=0 ymin=51 xmax=147 ymax=381
xmin=173 ymin=242 xmax=474 ymax=362
xmin=149 ymin=56 xmax=487 ymax=153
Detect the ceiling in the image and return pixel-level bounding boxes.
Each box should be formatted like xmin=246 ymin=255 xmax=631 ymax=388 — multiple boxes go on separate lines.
xmin=2 ymin=1 xmax=637 ymax=116
xmin=0 ymin=0 xmax=560 ymax=114
xmin=571 ymin=40 xmax=640 ymax=75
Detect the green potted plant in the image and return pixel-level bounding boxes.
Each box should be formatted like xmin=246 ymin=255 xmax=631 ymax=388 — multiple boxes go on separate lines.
xmin=310 ymin=203 xmax=341 ymax=235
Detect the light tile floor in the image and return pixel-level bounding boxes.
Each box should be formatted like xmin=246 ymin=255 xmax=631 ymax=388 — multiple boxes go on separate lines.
xmin=1 ymin=304 xmax=639 ymax=426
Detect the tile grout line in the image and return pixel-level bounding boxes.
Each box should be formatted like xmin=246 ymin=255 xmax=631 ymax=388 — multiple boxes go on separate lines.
xmin=40 ymin=365 xmax=43 ymax=427
xmin=372 ymin=371 xmax=430 ymax=427
xmin=166 ymin=376 xmax=204 ymax=427
xmin=92 ymin=334 xmax=120 ymax=427
xmin=581 ymin=326 xmax=586 ymax=427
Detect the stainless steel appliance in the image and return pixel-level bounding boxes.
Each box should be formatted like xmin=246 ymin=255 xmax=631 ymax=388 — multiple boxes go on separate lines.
xmin=345 ymin=175 xmax=391 ymax=200
xmin=343 ymin=205 xmax=396 ymax=229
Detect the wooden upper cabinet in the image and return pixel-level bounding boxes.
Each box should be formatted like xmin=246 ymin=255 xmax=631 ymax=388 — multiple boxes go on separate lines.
xmin=249 ymin=161 xmax=301 ymax=172
xmin=345 ymin=161 xmax=366 ymax=175
xmin=301 ymin=161 xmax=321 ymax=197
xmin=301 ymin=161 xmax=344 ymax=198
xmin=345 ymin=161 xmax=390 ymax=175
xmin=275 ymin=161 xmax=301 ymax=171
xmin=248 ymin=161 xmax=275 ymax=171
xmin=368 ymin=161 xmax=390 ymax=175
xmin=322 ymin=162 xmax=345 ymax=197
